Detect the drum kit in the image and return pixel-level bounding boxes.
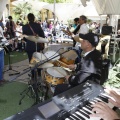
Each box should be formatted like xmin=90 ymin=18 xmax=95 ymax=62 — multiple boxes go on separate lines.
xmin=19 ymin=35 xmax=77 ymax=104
xmin=26 ymin=35 xmax=77 ymax=87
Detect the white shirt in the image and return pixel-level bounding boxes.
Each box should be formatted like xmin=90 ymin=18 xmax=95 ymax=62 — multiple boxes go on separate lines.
xmin=75 ymin=23 xmax=89 ymax=47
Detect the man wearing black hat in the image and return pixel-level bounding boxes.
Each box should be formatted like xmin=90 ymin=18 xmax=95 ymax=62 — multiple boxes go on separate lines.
xmin=54 ymin=32 xmax=102 ymax=95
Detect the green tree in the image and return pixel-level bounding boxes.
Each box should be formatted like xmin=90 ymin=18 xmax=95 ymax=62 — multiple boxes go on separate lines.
xmin=12 ymin=2 xmax=32 ymax=22
xmin=39 ymin=0 xmax=73 ymax=3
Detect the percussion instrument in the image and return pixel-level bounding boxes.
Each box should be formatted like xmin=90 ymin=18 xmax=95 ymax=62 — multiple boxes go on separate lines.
xmin=45 ymin=67 xmax=67 ymax=85
xmin=60 ymin=50 xmax=77 ymax=65
xmin=73 ymin=34 xmax=82 ymax=42
xmin=30 ymin=52 xmax=46 ymax=65
xmin=25 ymin=35 xmax=48 ymax=43
xmin=44 ymin=50 xmax=60 ymax=61
xmin=37 ymin=63 xmax=53 ymax=69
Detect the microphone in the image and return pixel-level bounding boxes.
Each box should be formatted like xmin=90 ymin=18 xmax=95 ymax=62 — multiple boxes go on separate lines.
xmin=64 ymin=47 xmax=77 ymax=51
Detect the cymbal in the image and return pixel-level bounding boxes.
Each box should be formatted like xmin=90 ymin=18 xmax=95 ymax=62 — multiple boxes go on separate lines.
xmin=44 ymin=51 xmax=60 ymax=61
xmin=25 ymin=35 xmax=48 ymax=43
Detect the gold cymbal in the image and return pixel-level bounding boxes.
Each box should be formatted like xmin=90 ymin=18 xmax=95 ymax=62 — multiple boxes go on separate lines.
xmin=25 ymin=35 xmax=48 ymax=43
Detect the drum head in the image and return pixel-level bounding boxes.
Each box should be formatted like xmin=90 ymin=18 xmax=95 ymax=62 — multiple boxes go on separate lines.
xmin=47 ymin=67 xmax=67 ymax=78
xmin=33 ymin=52 xmax=46 ymax=61
xmin=38 ymin=62 xmax=54 ymax=68
xmin=44 ymin=51 xmax=60 ymax=61
xmin=61 ymin=50 xmax=77 ymax=60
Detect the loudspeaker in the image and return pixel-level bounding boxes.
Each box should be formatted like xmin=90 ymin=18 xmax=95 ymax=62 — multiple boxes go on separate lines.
xmin=117 ymin=19 xmax=120 ymax=30
xmin=102 ymin=26 xmax=112 ymax=35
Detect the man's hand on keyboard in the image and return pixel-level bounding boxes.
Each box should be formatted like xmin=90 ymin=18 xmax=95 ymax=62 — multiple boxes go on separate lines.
xmin=105 ymin=89 xmax=120 ymax=108
xmin=90 ymin=102 xmax=120 ymax=120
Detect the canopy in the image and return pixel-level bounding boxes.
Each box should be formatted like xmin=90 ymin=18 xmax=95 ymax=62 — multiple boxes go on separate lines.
xmin=92 ymin=0 xmax=120 ymax=15
xmin=0 ymin=0 xmax=8 ymax=19
xmin=42 ymin=2 xmax=100 ymax=22
xmin=70 ymin=1 xmax=99 ymax=19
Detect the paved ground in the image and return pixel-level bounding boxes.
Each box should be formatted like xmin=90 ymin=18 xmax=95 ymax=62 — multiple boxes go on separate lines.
xmin=3 ymin=59 xmax=30 ymax=84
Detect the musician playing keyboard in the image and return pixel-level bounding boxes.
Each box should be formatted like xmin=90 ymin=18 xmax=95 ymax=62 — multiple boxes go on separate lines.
xmin=54 ymin=32 xmax=102 ymax=95
xmin=90 ymin=89 xmax=120 ymax=120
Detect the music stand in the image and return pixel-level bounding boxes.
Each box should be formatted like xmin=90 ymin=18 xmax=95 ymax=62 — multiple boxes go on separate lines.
xmin=3 ymin=41 xmax=20 ymax=76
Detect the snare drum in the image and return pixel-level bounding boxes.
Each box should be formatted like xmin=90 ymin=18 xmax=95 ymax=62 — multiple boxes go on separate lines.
xmin=45 ymin=67 xmax=67 ymax=85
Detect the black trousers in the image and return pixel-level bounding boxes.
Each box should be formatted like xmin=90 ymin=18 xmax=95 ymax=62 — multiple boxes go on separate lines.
xmin=27 ymin=51 xmax=41 ymax=79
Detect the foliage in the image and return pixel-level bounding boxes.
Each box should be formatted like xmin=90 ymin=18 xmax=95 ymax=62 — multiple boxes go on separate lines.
xmin=39 ymin=0 xmax=73 ymax=3
xmin=12 ymin=2 xmax=32 ymax=23
xmin=104 ymin=64 xmax=120 ymax=89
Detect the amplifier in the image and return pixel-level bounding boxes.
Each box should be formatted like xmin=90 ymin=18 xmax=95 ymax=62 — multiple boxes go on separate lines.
xmin=102 ymin=26 xmax=112 ymax=35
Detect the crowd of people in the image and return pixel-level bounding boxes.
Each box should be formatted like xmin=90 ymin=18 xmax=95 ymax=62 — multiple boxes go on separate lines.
xmin=0 ymin=13 xmax=120 ymax=119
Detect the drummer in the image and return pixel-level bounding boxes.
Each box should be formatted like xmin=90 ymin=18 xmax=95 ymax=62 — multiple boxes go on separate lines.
xmin=54 ymin=32 xmax=102 ymax=95
xmin=22 ymin=13 xmax=45 ymax=79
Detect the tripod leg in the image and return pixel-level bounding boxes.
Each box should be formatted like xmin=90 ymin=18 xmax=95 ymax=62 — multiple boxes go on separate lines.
xmin=32 ymin=69 xmax=40 ymax=104
xmin=19 ymin=95 xmax=25 ymax=105
xmin=45 ymin=87 xmax=49 ymax=100
xmin=20 ymin=87 xmax=28 ymax=95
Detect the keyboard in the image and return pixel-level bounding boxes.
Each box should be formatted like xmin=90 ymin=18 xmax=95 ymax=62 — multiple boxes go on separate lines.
xmin=5 ymin=80 xmax=114 ymax=120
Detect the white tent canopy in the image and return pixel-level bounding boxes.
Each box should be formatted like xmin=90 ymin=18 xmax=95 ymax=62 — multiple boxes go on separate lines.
xmin=92 ymin=0 xmax=120 ymax=15
xmin=0 ymin=0 xmax=8 ymax=19
xmin=43 ymin=3 xmax=81 ymax=21
xmin=42 ymin=1 xmax=100 ymax=22
xmin=70 ymin=1 xmax=100 ymax=20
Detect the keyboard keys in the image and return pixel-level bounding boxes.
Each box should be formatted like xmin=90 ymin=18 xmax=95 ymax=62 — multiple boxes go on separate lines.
xmin=79 ymin=110 xmax=90 ymax=119
xmin=71 ymin=114 xmax=81 ymax=120
xmin=74 ymin=112 xmax=85 ymax=120
xmin=76 ymin=111 xmax=88 ymax=120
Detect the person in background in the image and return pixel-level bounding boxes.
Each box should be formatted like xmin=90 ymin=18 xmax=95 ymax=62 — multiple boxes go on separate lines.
xmin=0 ymin=19 xmax=4 ymax=30
xmin=90 ymin=89 xmax=120 ymax=120
xmin=71 ymin=15 xmax=89 ymax=63
xmin=73 ymin=17 xmax=79 ymax=29
xmin=72 ymin=17 xmax=80 ymax=46
xmin=22 ymin=13 xmax=45 ymax=79
xmin=0 ymin=26 xmax=5 ymax=40
xmin=6 ymin=16 xmax=16 ymax=39
xmin=22 ymin=13 xmax=45 ymax=62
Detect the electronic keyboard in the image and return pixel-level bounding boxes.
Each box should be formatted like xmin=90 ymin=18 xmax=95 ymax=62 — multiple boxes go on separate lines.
xmin=5 ymin=80 xmax=114 ymax=120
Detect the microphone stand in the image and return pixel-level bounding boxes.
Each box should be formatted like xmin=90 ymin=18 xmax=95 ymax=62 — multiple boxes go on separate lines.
xmin=3 ymin=43 xmax=20 ymax=76
xmin=15 ymin=49 xmax=70 ymax=105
